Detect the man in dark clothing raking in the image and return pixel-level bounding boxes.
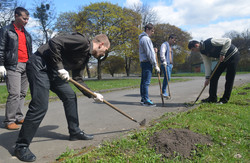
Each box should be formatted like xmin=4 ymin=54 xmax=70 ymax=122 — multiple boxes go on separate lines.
xmin=14 ymin=33 xmax=110 ymax=162
xmin=188 ymin=38 xmax=240 ymax=104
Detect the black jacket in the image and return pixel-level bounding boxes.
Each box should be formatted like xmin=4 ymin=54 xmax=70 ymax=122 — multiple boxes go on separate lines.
xmin=200 ymin=38 xmax=237 ymax=58
xmin=0 ymin=23 xmax=32 ymax=70
xmin=37 ymin=32 xmax=92 ymax=74
xmin=37 ymin=32 xmax=93 ymax=97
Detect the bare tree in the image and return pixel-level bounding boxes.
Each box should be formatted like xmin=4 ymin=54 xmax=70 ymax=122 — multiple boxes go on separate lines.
xmin=32 ymin=0 xmax=56 ymax=46
xmin=0 ymin=0 xmax=20 ymax=28
xmin=224 ymin=29 xmax=250 ymax=71
xmin=128 ymin=3 xmax=158 ymax=29
xmin=54 ymin=12 xmax=77 ymax=34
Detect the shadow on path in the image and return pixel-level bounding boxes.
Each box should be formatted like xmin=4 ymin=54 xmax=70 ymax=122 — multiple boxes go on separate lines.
xmin=0 ymin=123 xmax=67 ymax=156
xmin=91 ymin=129 xmax=132 ymax=136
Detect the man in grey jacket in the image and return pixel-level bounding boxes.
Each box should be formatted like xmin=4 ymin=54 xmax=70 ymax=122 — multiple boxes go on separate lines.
xmin=188 ymin=38 xmax=240 ymax=104
xmin=14 ymin=33 xmax=110 ymax=162
xmin=0 ymin=7 xmax=32 ymax=130
xmin=139 ymin=23 xmax=160 ymax=106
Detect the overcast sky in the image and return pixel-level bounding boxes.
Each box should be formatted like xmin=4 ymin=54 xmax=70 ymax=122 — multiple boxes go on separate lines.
xmin=22 ymin=0 xmax=250 ymax=41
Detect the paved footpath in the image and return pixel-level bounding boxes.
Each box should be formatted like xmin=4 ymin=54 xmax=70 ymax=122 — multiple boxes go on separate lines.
xmin=0 ymin=74 xmax=249 ymax=163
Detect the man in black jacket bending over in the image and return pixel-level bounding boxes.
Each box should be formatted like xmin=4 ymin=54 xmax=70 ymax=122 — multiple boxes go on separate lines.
xmin=14 ymin=33 xmax=110 ymax=162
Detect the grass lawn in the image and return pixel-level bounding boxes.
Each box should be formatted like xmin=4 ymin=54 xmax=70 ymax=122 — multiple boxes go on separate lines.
xmin=56 ymin=83 xmax=250 ymax=162
xmin=0 ymin=78 xmax=187 ymax=105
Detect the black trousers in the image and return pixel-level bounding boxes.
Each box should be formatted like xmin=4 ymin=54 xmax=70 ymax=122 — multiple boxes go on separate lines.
xmin=16 ymin=53 xmax=81 ymax=147
xmin=209 ymin=52 xmax=240 ymax=101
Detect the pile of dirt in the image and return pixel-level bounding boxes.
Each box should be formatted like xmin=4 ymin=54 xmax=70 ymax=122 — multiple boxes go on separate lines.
xmin=149 ymin=128 xmax=212 ymax=158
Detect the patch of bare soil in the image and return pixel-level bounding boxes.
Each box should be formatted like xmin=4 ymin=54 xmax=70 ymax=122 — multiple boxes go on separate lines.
xmin=243 ymin=87 xmax=250 ymax=90
xmin=149 ymin=128 xmax=212 ymax=159
xmin=238 ymin=92 xmax=247 ymax=95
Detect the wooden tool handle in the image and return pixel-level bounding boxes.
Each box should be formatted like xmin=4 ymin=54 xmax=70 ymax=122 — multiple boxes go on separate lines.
xmin=69 ymin=78 xmax=137 ymax=122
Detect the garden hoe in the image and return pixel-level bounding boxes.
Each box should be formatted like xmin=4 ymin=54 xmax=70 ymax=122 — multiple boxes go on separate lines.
xmin=69 ymin=78 xmax=146 ymax=127
xmin=157 ymin=72 xmax=165 ymax=106
xmin=155 ymin=54 xmax=164 ymax=106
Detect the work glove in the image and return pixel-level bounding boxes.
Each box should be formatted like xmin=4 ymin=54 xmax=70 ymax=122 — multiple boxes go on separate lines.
xmin=155 ymin=65 xmax=160 ymax=73
xmin=93 ymin=92 xmax=104 ymax=103
xmin=58 ymin=69 xmax=70 ymax=81
xmin=162 ymin=61 xmax=167 ymax=67
xmin=0 ymin=66 xmax=6 ymax=77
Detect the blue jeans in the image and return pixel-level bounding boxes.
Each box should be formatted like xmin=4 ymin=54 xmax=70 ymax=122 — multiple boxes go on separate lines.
xmin=161 ymin=64 xmax=173 ymax=95
xmin=140 ymin=62 xmax=153 ymax=101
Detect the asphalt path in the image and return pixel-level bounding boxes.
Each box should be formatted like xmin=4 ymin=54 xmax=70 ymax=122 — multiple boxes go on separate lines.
xmin=0 ymin=74 xmax=249 ymax=163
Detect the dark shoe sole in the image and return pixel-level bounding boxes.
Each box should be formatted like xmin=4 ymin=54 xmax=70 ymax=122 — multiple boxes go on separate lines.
xmin=201 ymin=99 xmax=217 ymax=103
xmin=69 ymin=132 xmax=94 ymax=141
xmin=69 ymin=137 xmax=94 ymax=141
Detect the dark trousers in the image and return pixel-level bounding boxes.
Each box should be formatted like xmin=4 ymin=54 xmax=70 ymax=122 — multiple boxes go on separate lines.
xmin=16 ymin=53 xmax=81 ymax=147
xmin=209 ymin=52 xmax=240 ymax=101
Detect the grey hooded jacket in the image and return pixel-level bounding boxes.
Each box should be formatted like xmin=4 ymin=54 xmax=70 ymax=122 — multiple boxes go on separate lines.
xmin=139 ymin=32 xmax=157 ymax=67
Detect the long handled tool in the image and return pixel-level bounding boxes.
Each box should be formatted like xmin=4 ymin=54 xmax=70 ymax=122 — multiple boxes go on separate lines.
xmin=155 ymin=54 xmax=164 ymax=106
xmin=157 ymin=72 xmax=164 ymax=106
xmin=192 ymin=61 xmax=221 ymax=105
xmin=164 ymin=65 xmax=171 ymax=99
xmin=69 ymin=78 xmax=146 ymax=126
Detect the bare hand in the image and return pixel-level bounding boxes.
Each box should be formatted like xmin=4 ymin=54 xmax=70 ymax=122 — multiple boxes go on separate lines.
xmin=220 ymin=55 xmax=225 ymax=62
xmin=154 ymin=48 xmax=158 ymax=53
xmin=204 ymin=79 xmax=210 ymax=86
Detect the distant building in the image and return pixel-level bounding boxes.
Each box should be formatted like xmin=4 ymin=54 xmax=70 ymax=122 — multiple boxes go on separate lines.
xmin=192 ymin=61 xmax=218 ymax=73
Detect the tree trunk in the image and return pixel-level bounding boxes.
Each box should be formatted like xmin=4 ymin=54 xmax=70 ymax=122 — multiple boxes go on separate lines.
xmin=125 ymin=56 xmax=131 ymax=77
xmin=86 ymin=64 xmax=91 ymax=78
xmin=97 ymin=59 xmax=102 ymax=80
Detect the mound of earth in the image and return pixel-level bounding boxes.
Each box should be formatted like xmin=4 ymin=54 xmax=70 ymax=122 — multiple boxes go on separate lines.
xmin=149 ymin=128 xmax=212 ymax=158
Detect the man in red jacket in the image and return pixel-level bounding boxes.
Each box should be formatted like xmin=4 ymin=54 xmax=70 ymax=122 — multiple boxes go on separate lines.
xmin=14 ymin=33 xmax=110 ymax=162
xmin=0 ymin=7 xmax=32 ymax=130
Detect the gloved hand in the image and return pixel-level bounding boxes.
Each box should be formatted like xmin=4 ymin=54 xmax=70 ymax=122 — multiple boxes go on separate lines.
xmin=0 ymin=66 xmax=6 ymax=77
xmin=93 ymin=92 xmax=104 ymax=102
xmin=162 ymin=61 xmax=167 ymax=67
xmin=58 ymin=69 xmax=70 ymax=81
xmin=155 ymin=65 xmax=160 ymax=73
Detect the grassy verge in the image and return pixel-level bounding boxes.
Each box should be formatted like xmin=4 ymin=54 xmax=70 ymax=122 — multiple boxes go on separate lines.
xmin=171 ymin=71 xmax=250 ymax=77
xmin=0 ymin=78 xmax=187 ymax=105
xmin=56 ymin=83 xmax=250 ymax=162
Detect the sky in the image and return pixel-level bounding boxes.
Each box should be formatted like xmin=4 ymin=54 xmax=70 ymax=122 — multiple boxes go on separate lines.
xmin=21 ymin=0 xmax=250 ymax=41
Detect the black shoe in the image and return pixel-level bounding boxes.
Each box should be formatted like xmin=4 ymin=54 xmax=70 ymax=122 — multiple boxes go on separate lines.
xmin=69 ymin=131 xmax=94 ymax=141
xmin=201 ymin=97 xmax=217 ymax=103
xmin=218 ymin=98 xmax=228 ymax=104
xmin=14 ymin=146 xmax=36 ymax=162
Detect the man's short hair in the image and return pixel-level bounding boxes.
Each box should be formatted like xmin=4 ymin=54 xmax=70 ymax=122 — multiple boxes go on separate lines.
xmin=188 ymin=40 xmax=199 ymax=50
xmin=93 ymin=34 xmax=110 ymax=48
xmin=168 ymin=34 xmax=177 ymax=40
xmin=15 ymin=7 xmax=29 ymax=16
xmin=144 ymin=23 xmax=154 ymax=32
